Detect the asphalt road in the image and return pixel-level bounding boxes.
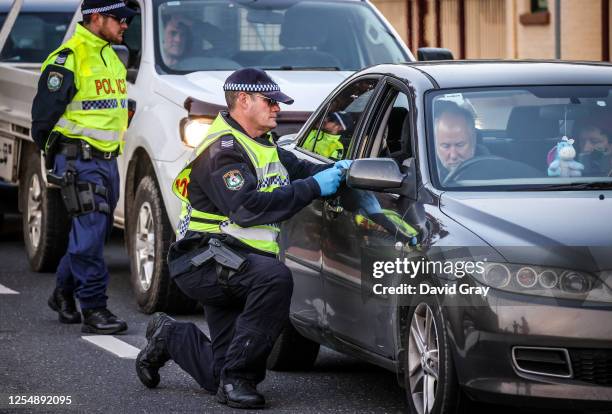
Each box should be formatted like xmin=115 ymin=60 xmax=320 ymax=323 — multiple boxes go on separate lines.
xmin=0 ymin=214 xmax=582 ymax=414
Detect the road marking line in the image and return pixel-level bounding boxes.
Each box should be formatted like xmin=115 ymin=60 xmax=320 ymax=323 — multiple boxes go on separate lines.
xmin=0 ymin=283 xmax=18 ymax=294
xmin=82 ymin=335 xmax=140 ymax=359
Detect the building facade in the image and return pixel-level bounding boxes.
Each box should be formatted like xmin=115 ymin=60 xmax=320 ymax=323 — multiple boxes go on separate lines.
xmin=372 ymin=0 xmax=611 ymax=61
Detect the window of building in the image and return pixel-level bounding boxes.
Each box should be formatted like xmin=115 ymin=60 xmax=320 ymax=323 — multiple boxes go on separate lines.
xmin=531 ymin=0 xmax=548 ymax=12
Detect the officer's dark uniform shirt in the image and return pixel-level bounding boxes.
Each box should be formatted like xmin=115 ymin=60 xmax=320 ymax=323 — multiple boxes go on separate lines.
xmin=31 ymin=49 xmax=77 ymax=149
xmin=187 ymin=112 xmax=330 ymax=233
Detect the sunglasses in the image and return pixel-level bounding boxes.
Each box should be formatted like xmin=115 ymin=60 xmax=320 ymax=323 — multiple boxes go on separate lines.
xmin=101 ymin=13 xmax=128 ymax=24
xmin=250 ymin=93 xmax=279 ymax=107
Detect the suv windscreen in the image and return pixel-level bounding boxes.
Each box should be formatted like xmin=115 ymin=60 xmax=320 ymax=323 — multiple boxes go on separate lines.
xmin=154 ymin=0 xmax=408 ymax=73
xmin=0 ymin=12 xmax=73 ymax=63
xmin=428 ymin=86 xmax=612 ymax=190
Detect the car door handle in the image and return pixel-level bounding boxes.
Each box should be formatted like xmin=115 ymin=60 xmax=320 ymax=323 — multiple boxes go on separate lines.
xmin=324 ymin=200 xmax=343 ymax=217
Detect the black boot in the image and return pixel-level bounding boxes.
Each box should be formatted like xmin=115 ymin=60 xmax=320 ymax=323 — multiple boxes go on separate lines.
xmin=81 ymin=307 xmax=127 ymax=334
xmin=48 ymin=288 xmax=81 ymax=324
xmin=216 ymin=379 xmax=266 ymax=409
xmin=135 ymin=312 xmax=175 ymax=388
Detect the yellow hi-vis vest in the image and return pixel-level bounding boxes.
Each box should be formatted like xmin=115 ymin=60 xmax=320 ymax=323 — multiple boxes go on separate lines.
xmin=173 ymin=114 xmax=290 ymax=255
xmin=303 ymin=129 xmax=344 ymax=159
xmin=42 ymin=24 xmax=128 ymax=153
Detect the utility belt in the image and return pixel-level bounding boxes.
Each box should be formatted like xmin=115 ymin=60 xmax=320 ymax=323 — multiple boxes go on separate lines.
xmin=167 ymin=233 xmax=248 ymax=294
xmin=44 ymin=132 xmax=119 ymax=170
xmin=57 ymin=139 xmax=120 ymax=161
xmin=44 ymin=133 xmax=111 ymax=217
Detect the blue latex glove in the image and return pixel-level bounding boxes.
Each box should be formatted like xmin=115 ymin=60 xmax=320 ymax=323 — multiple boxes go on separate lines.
xmin=334 ymin=159 xmax=353 ymax=170
xmin=356 ymin=190 xmax=382 ymax=215
xmin=313 ymin=167 xmax=342 ymax=196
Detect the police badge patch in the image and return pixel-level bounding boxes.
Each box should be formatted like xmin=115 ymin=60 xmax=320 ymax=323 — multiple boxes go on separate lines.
xmin=223 ymin=170 xmax=244 ymax=191
xmin=47 ymin=72 xmax=63 ymax=92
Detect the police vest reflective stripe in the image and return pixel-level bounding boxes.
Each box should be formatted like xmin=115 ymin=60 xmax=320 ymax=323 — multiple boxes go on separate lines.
xmin=42 ymin=24 xmax=128 ymax=153
xmin=303 ymin=130 xmax=344 ymax=159
xmin=173 ymin=114 xmax=289 ymax=255
xmin=56 ymin=118 xmax=122 ymax=141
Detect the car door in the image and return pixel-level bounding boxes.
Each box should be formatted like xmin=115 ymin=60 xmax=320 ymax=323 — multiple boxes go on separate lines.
xmin=322 ymin=77 xmax=421 ymax=357
xmin=282 ymin=76 xmax=382 ymax=329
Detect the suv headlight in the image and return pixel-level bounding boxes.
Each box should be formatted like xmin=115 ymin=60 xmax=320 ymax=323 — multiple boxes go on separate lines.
xmin=180 ymin=117 xmax=213 ymax=148
xmin=470 ymin=262 xmax=612 ymax=303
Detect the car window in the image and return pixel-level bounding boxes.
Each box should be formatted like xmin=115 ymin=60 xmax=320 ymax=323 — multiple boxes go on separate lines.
xmin=154 ymin=0 xmax=407 ymax=73
xmin=0 ymin=12 xmax=73 ymax=63
xmin=367 ymin=90 xmax=411 ymax=165
xmin=298 ymin=78 xmax=379 ymax=161
xmin=428 ymin=86 xmax=612 ymax=189
xmin=123 ymin=11 xmax=142 ymax=79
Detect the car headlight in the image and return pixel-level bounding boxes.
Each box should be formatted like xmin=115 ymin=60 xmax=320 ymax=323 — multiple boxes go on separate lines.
xmin=471 ymin=262 xmax=612 ymax=303
xmin=180 ymin=117 xmax=213 ymax=148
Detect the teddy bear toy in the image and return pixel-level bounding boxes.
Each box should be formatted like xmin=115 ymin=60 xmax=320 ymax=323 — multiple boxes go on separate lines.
xmin=547 ymin=136 xmax=584 ymax=177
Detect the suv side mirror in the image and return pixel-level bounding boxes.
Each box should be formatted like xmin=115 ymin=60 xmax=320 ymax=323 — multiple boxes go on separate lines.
xmin=112 ymin=45 xmax=129 ymax=68
xmin=347 ymin=158 xmax=417 ymax=199
xmin=417 ymin=47 xmax=454 ymax=61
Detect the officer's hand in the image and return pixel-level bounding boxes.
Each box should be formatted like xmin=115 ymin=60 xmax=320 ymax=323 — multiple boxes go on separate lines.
xmin=334 ymin=159 xmax=353 ymax=170
xmin=357 ymin=190 xmax=382 ymax=215
xmin=313 ymin=167 xmax=342 ymax=196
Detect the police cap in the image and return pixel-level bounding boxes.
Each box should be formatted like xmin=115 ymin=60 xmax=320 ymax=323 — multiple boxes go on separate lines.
xmin=81 ymin=0 xmax=138 ymax=21
xmin=223 ymin=68 xmax=294 ymax=105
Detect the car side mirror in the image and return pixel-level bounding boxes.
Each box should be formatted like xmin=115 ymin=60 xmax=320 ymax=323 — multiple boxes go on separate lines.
xmin=417 ymin=47 xmax=454 ymax=61
xmin=112 ymin=45 xmax=129 ymax=68
xmin=347 ymin=158 xmax=417 ymax=200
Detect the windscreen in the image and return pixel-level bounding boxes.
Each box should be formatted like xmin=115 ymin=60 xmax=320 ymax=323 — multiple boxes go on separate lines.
xmin=0 ymin=12 xmax=73 ymax=63
xmin=428 ymin=86 xmax=612 ymax=190
xmin=154 ymin=0 xmax=408 ymax=73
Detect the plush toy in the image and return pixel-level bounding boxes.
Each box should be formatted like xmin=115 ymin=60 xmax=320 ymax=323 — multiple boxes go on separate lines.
xmin=547 ymin=136 xmax=584 ymax=177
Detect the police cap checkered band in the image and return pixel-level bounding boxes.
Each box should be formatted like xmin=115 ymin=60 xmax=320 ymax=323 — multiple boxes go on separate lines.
xmin=82 ymin=2 xmax=126 ymax=15
xmin=223 ymin=83 xmax=280 ymax=93
xmin=223 ymin=68 xmax=294 ymax=105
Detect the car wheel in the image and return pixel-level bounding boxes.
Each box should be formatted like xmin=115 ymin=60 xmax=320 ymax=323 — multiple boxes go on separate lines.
xmin=405 ymin=292 xmax=461 ymax=414
xmin=22 ymin=152 xmax=70 ymax=272
xmin=267 ymin=321 xmax=320 ymax=371
xmin=129 ymin=175 xmax=198 ymax=314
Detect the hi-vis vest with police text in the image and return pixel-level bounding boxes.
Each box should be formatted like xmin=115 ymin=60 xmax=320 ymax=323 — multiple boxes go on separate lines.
xmin=173 ymin=114 xmax=290 ymax=255
xmin=42 ymin=24 xmax=128 ymax=153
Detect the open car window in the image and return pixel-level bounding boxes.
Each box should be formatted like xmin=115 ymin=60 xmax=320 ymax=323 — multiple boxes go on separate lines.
xmin=297 ymin=78 xmax=379 ymax=161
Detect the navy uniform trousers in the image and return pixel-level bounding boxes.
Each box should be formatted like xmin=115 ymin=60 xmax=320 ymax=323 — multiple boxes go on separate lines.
xmin=53 ymin=152 xmax=119 ymax=310
xmin=168 ymin=251 xmax=293 ymax=391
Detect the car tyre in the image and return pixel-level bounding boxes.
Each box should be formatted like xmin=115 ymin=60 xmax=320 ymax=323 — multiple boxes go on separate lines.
xmin=404 ymin=286 xmax=462 ymax=414
xmin=22 ymin=152 xmax=70 ymax=272
xmin=267 ymin=321 xmax=320 ymax=371
xmin=128 ymin=175 xmax=198 ymax=314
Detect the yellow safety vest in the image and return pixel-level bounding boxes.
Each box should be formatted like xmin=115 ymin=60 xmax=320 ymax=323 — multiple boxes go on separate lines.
xmin=173 ymin=114 xmax=290 ymax=255
xmin=303 ymin=129 xmax=344 ymax=159
xmin=42 ymin=24 xmax=128 ymax=153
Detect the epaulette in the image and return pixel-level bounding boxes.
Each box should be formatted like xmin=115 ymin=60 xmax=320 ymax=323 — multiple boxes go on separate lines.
xmin=220 ymin=135 xmax=235 ymax=150
xmin=53 ymin=49 xmax=72 ymax=66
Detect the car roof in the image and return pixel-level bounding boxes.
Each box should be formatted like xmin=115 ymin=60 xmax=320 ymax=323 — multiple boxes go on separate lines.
xmin=368 ymin=60 xmax=612 ymax=89
xmin=0 ymin=0 xmax=79 ymax=13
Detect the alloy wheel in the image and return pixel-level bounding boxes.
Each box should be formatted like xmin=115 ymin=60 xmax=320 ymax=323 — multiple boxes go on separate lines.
xmin=135 ymin=201 xmax=155 ymax=291
xmin=408 ymin=302 xmax=440 ymax=414
xmin=27 ymin=173 xmax=43 ymax=250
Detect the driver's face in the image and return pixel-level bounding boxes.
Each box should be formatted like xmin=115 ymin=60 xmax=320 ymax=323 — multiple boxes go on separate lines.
xmin=435 ymin=113 xmax=476 ymax=171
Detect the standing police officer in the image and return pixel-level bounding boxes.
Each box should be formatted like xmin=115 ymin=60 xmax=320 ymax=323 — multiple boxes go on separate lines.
xmin=31 ymin=1 xmax=137 ymax=334
xmin=135 ymin=68 xmax=349 ymax=408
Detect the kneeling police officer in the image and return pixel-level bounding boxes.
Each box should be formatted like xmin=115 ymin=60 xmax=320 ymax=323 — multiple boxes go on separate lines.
xmin=135 ymin=68 xmax=350 ymax=408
